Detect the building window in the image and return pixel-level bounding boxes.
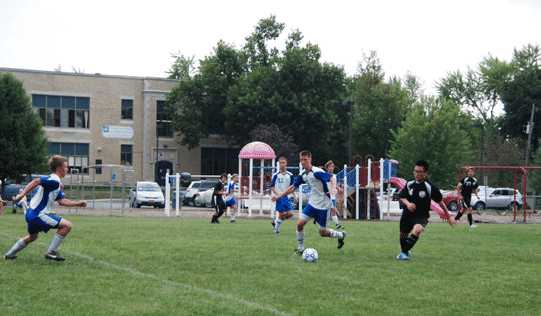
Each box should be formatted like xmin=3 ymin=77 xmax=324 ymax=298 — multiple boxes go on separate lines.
xmin=201 ymin=147 xmax=240 ymax=175
xmin=48 ymin=142 xmax=89 ymax=174
xmin=156 ymin=101 xmax=173 ymax=137
xmin=121 ymin=99 xmax=133 ymax=120
xmin=33 ymin=94 xmax=90 ymax=128
xmin=95 ymin=159 xmax=102 ymax=175
xmin=121 ymin=145 xmax=132 ymax=166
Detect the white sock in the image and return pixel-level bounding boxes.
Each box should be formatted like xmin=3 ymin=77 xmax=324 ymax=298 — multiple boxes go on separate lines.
xmin=332 ymin=215 xmax=340 ymax=226
xmin=296 ymin=230 xmax=305 ymax=250
xmin=231 ymin=213 xmax=236 ymax=221
xmin=275 ymin=219 xmax=282 ymax=232
xmin=47 ymin=234 xmax=65 ymax=253
xmin=329 ymin=229 xmax=343 ymax=239
xmin=6 ymin=238 xmax=27 ymax=257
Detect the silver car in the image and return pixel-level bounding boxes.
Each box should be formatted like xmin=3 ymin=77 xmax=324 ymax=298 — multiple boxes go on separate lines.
xmin=129 ymin=181 xmax=165 ymax=208
xmin=471 ymin=187 xmax=523 ymax=211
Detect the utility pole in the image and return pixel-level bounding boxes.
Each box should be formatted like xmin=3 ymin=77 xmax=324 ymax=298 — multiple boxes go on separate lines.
xmin=524 ymin=103 xmax=536 ymax=167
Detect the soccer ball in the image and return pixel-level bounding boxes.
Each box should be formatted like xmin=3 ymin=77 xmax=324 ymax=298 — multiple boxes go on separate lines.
xmin=302 ymin=248 xmax=318 ymax=262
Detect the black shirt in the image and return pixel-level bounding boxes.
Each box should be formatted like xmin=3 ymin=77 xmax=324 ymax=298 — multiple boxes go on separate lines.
xmin=213 ymin=181 xmax=225 ymax=204
xmin=399 ymin=179 xmax=443 ymax=217
xmin=460 ymin=176 xmax=479 ymax=196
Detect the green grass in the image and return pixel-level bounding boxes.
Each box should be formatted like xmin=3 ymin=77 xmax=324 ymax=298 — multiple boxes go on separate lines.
xmin=1 ymin=213 xmax=540 ymax=315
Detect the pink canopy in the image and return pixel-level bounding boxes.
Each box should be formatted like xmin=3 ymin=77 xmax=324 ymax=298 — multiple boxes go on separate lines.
xmin=238 ymin=141 xmax=276 ymax=159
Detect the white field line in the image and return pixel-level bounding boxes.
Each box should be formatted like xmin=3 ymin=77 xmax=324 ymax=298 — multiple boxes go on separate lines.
xmin=1 ymin=233 xmax=291 ymax=316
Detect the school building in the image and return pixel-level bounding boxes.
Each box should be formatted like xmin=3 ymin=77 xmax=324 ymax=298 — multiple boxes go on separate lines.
xmin=0 ymin=67 xmax=240 ymax=185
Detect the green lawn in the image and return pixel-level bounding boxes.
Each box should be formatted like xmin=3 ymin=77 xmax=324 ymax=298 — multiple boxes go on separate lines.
xmin=1 ymin=213 xmax=540 ymax=315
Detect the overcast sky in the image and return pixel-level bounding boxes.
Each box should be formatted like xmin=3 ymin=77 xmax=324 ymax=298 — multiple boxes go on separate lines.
xmin=1 ymin=0 xmax=540 ymax=96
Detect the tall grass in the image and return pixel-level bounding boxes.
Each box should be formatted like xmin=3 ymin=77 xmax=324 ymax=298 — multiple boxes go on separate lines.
xmin=1 ymin=213 xmax=540 ymax=315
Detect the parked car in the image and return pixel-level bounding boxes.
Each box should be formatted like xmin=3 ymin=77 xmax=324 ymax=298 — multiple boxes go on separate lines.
xmin=193 ymin=181 xmax=220 ymax=207
xmin=442 ymin=190 xmax=461 ymax=212
xmin=470 ymin=187 xmax=523 ymax=211
xmin=194 ymin=188 xmax=215 ymax=208
xmin=184 ymin=181 xmax=202 ymax=206
xmin=129 ymin=181 xmax=165 ymax=208
xmin=1 ymin=174 xmax=46 ymax=201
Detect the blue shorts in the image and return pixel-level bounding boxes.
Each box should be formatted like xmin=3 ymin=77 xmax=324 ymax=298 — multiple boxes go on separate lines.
xmin=276 ymin=197 xmax=293 ymax=213
xmin=301 ymin=204 xmax=329 ymax=227
xmin=225 ymin=198 xmax=237 ymax=207
xmin=26 ymin=212 xmax=62 ymax=234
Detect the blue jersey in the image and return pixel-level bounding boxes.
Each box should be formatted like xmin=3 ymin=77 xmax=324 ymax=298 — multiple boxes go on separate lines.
xmin=225 ymin=181 xmax=238 ymax=202
xmin=293 ymin=166 xmax=333 ymax=210
xmin=27 ymin=174 xmax=65 ymax=217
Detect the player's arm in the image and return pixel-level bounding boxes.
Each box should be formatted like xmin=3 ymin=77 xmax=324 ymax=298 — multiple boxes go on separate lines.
xmin=474 ymin=188 xmax=479 ymax=199
xmin=58 ymin=198 xmax=87 ymax=207
xmin=457 ymin=182 xmax=462 ymax=199
xmin=13 ymin=178 xmax=41 ymax=202
xmin=272 ymin=185 xmax=296 ymax=201
xmin=401 ymin=198 xmax=415 ymax=211
xmin=329 ymin=175 xmax=337 ymax=195
xmin=438 ymin=200 xmax=457 ymax=227
xmin=270 ymin=186 xmax=279 ymax=196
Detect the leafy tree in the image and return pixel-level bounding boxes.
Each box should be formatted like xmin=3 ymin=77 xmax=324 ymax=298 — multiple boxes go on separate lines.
xmin=166 ymin=52 xmax=196 ymax=80
xmin=389 ymin=97 xmax=471 ymax=188
xmin=0 ymin=72 xmax=49 ymax=195
xmin=347 ymin=51 xmax=410 ymax=160
xmin=500 ymin=44 xmax=541 ymax=160
xmin=249 ymin=124 xmax=300 ymax=165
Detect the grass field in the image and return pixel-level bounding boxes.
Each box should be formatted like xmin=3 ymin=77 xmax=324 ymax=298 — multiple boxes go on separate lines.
xmin=1 ymin=213 xmax=540 ymax=315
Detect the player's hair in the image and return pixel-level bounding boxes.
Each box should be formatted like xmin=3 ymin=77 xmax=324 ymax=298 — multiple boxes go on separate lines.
xmin=278 ymin=157 xmax=287 ymax=162
xmin=325 ymin=160 xmax=334 ymax=169
xmin=299 ymin=150 xmax=311 ymax=158
xmin=232 ymin=173 xmax=239 ymax=178
xmin=221 ymin=173 xmax=228 ymax=180
xmin=467 ymin=167 xmax=475 ymax=171
xmin=49 ymin=155 xmax=67 ymax=173
xmin=416 ymin=159 xmax=429 ymax=172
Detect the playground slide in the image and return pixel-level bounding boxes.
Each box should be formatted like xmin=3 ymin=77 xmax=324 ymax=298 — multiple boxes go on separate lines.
xmin=390 ymin=177 xmax=454 ymax=219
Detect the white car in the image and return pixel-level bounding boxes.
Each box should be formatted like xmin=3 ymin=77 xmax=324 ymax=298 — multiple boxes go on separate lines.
xmin=471 ymin=187 xmax=523 ymax=211
xmin=129 ymin=181 xmax=165 ymax=208
xmin=194 ymin=188 xmax=215 ymax=208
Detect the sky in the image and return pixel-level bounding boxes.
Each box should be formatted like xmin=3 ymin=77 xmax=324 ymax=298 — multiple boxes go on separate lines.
xmin=1 ymin=0 xmax=540 ymax=96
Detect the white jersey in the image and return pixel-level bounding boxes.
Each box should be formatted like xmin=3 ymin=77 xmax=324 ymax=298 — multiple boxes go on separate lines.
xmin=27 ymin=174 xmax=64 ymax=217
xmin=271 ymin=171 xmax=295 ymax=195
xmin=293 ymin=166 xmax=333 ymax=210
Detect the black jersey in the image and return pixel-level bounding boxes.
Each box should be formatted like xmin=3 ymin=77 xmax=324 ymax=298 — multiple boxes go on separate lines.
xmin=460 ymin=177 xmax=479 ymax=196
xmin=213 ymin=181 xmax=225 ymax=204
xmin=399 ymin=179 xmax=443 ymax=217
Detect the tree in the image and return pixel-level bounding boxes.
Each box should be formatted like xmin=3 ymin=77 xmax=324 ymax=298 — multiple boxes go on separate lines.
xmin=0 ymin=72 xmax=49 ymax=195
xmin=249 ymin=124 xmax=300 ymax=165
xmin=389 ymin=97 xmax=471 ymax=188
xmin=500 ymin=44 xmax=541 ymax=161
xmin=166 ymin=52 xmax=196 ymax=80
xmin=347 ymin=51 xmax=410 ymax=160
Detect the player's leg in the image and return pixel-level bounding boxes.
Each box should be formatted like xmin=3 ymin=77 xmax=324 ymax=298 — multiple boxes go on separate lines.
xmin=467 ymin=207 xmax=476 ymax=227
xmin=294 ymin=206 xmax=313 ymax=254
xmin=454 ymin=200 xmax=467 ymax=220
xmin=4 ymin=233 xmax=39 ymax=259
xmin=401 ymin=218 xmax=427 ymax=256
xmin=315 ymin=208 xmax=346 ymax=248
xmin=44 ymin=216 xmax=72 ymax=261
xmin=331 ymin=203 xmax=344 ymax=229
xmin=397 ymin=215 xmax=414 ymax=260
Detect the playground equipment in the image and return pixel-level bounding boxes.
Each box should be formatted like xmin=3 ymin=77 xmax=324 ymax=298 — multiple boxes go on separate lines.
xmin=238 ymin=141 xmax=276 ymax=216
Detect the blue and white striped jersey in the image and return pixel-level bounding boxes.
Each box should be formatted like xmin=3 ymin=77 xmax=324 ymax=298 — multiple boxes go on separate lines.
xmin=293 ymin=166 xmax=333 ymax=210
xmin=27 ymin=174 xmax=65 ymax=217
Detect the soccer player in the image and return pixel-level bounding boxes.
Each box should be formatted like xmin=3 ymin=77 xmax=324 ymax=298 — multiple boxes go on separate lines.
xmin=272 ymin=150 xmax=346 ymax=254
xmin=397 ymin=159 xmax=457 ymax=260
xmin=211 ymin=173 xmax=228 ymax=224
xmin=0 ymin=194 xmax=6 ymax=214
xmin=455 ymin=167 xmax=480 ymax=227
xmin=225 ymin=174 xmax=239 ymax=223
xmin=270 ymin=157 xmax=298 ymax=234
xmin=3 ymin=155 xmax=87 ymax=261
xmin=325 ymin=160 xmax=344 ymax=230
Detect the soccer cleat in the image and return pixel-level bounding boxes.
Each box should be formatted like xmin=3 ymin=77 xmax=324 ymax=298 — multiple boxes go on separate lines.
xmin=313 ymin=218 xmax=316 ymax=225
xmin=293 ymin=249 xmax=304 ymax=255
xmin=470 ymin=224 xmax=478 ymax=228
xmin=337 ymin=231 xmax=346 ymax=249
xmin=397 ymin=252 xmax=409 ymax=260
xmin=274 ymin=231 xmax=279 ymax=234
xmin=3 ymin=254 xmax=17 ymax=260
xmin=230 ymin=220 xmax=237 ymax=223
xmin=336 ymin=224 xmax=345 ymax=230
xmin=44 ymin=251 xmax=66 ymax=261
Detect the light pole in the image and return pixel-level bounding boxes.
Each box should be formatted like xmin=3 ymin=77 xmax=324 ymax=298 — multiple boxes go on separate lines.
xmin=343 ymin=100 xmax=354 ymax=165
xmin=473 ymin=124 xmax=484 ymax=180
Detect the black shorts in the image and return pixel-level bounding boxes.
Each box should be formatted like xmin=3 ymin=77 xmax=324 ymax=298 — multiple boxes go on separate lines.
xmin=461 ymin=195 xmax=472 ymax=208
xmin=399 ymin=211 xmax=429 ymax=234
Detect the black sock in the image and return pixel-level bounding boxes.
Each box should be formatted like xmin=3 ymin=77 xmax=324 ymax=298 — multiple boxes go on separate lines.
xmin=455 ymin=212 xmax=463 ymax=220
xmin=211 ymin=215 xmax=217 ymax=222
xmin=402 ymin=234 xmax=419 ymax=253
xmin=400 ymin=235 xmax=408 ymax=251
xmin=468 ymin=213 xmax=473 ymax=225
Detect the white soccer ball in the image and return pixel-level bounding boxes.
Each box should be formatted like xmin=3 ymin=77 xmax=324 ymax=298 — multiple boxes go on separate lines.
xmin=302 ymin=248 xmax=318 ymax=262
